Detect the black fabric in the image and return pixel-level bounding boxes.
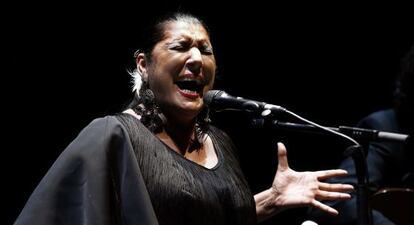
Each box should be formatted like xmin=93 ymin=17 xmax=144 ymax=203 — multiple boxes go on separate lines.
xmin=116 ymin=113 xmax=257 ymax=225
xmin=14 ymin=116 xmax=159 ymax=225
xmin=14 ymin=113 xmax=256 ymax=225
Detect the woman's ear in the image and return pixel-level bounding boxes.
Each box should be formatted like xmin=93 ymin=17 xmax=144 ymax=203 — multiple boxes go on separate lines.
xmin=136 ymin=53 xmax=148 ymax=82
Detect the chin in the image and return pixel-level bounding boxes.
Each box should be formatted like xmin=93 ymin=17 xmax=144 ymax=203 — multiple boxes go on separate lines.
xmin=180 ymin=104 xmax=203 ymax=117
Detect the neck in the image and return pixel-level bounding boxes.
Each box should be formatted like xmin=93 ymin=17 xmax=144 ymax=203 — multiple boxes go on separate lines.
xmin=158 ymin=118 xmax=198 ymax=155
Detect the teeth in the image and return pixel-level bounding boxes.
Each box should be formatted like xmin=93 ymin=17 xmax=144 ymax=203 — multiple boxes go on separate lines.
xmin=175 ymin=79 xmax=203 ymax=93
xmin=177 ymin=78 xmax=202 ymax=85
xmin=180 ymin=89 xmax=198 ymax=94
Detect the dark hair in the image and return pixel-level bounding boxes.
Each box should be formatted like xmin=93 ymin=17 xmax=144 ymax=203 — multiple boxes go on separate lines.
xmin=394 ymin=42 xmax=414 ymax=111
xmin=136 ymin=12 xmax=210 ymax=62
xmin=129 ymin=12 xmax=212 ymax=151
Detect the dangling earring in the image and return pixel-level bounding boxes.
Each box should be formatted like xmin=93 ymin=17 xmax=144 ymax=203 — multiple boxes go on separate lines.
xmin=141 ymin=86 xmax=166 ymax=125
xmin=136 ymin=79 xmax=166 ymax=132
xmin=141 ymin=87 xmax=155 ymax=106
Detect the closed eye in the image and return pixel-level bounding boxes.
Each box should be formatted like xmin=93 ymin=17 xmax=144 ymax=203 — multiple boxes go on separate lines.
xmin=200 ymin=43 xmax=213 ymax=55
xmin=200 ymin=47 xmax=213 ymax=55
xmin=169 ymin=41 xmax=213 ymax=55
xmin=169 ymin=41 xmax=191 ymax=51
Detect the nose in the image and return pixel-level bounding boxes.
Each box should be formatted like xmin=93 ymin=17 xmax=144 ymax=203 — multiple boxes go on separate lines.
xmin=186 ymin=47 xmax=202 ymax=73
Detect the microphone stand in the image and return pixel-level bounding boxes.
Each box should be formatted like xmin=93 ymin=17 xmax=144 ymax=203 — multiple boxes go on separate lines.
xmin=251 ymin=118 xmax=408 ymax=225
xmin=345 ymin=144 xmax=372 ymax=225
xmin=205 ymin=90 xmax=409 ymax=224
xmin=251 ymin=119 xmax=409 ymax=143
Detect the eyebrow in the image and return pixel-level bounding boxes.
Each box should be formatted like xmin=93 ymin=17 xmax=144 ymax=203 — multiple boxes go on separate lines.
xmin=169 ymin=33 xmax=210 ymax=43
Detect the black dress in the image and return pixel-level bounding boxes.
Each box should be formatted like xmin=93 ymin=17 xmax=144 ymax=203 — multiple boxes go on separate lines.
xmin=14 ymin=113 xmax=257 ymax=225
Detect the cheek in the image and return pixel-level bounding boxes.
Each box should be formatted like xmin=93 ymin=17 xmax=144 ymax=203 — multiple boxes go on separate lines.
xmin=147 ymin=62 xmax=173 ymax=89
xmin=149 ymin=75 xmax=170 ymax=96
xmin=157 ymin=52 xmax=183 ymax=72
xmin=148 ymin=73 xmax=176 ymax=105
xmin=204 ymin=63 xmax=216 ymax=85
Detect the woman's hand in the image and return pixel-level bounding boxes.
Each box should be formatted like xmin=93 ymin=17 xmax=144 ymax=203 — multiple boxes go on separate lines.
xmin=255 ymin=142 xmax=354 ymax=222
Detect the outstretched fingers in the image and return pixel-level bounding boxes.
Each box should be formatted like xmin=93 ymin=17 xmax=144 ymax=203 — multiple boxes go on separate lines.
xmin=277 ymin=142 xmax=289 ymax=170
xmin=316 ymin=190 xmax=351 ymax=201
xmin=311 ymin=199 xmax=339 ymax=216
xmin=319 ymin=182 xmax=354 ymax=193
xmin=315 ymin=169 xmax=349 ymax=180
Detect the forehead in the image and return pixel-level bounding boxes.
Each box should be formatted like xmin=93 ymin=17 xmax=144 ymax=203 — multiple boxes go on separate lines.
xmin=163 ymin=21 xmax=210 ymax=42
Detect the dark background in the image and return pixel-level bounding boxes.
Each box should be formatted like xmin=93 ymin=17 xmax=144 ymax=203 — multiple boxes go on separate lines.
xmin=4 ymin=1 xmax=414 ymax=224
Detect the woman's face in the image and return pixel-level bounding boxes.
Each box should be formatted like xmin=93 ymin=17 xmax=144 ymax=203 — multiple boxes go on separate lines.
xmin=142 ymin=20 xmax=216 ymax=123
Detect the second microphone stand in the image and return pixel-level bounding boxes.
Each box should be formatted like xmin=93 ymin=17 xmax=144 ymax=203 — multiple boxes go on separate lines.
xmin=252 ymin=117 xmax=389 ymax=225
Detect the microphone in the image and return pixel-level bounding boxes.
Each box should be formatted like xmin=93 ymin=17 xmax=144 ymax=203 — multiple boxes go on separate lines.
xmin=204 ymin=90 xmax=410 ymax=143
xmin=203 ymin=90 xmax=286 ymax=115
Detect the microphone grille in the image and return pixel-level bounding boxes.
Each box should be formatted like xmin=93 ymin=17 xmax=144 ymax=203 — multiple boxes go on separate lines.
xmin=203 ymin=90 xmax=222 ymax=106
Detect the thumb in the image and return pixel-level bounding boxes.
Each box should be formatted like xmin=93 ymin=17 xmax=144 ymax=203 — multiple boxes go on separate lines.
xmin=277 ymin=142 xmax=289 ymax=170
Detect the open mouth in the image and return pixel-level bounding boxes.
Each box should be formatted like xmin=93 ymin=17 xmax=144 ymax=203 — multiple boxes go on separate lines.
xmin=175 ymin=80 xmax=204 ymax=95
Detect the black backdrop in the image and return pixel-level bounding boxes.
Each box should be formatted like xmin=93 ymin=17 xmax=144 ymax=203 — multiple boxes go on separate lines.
xmin=4 ymin=2 xmax=414 ymax=224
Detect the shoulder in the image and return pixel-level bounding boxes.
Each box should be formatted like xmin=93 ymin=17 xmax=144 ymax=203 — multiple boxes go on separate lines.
xmin=80 ymin=114 xmax=147 ymax=139
xmin=84 ymin=115 xmax=124 ymax=132
xmin=73 ymin=115 xmax=130 ymax=143
xmin=208 ymin=125 xmax=232 ymax=140
xmin=27 ymin=115 xmax=134 ymax=190
xmin=368 ymin=109 xmax=396 ymax=121
xmin=60 ymin=115 xmax=135 ymax=160
xmin=358 ymin=109 xmax=398 ymax=132
xmin=207 ymin=125 xmax=240 ymax=157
